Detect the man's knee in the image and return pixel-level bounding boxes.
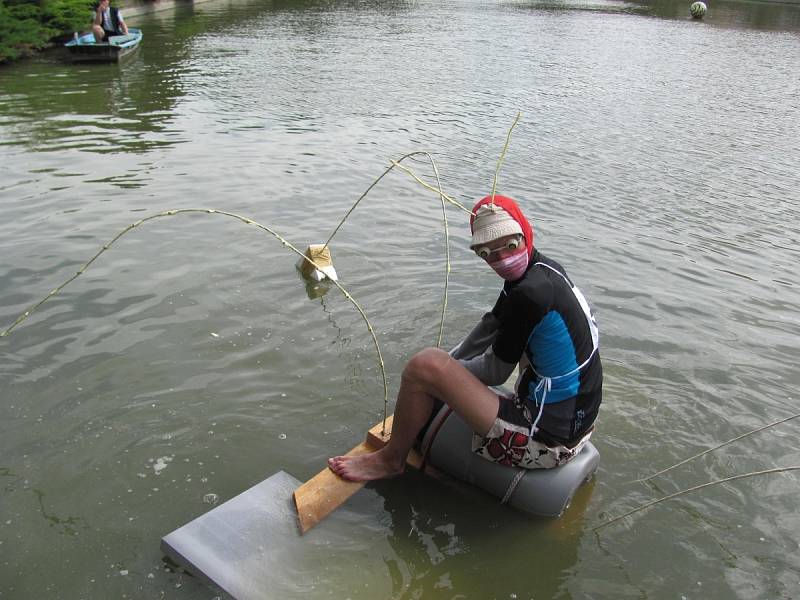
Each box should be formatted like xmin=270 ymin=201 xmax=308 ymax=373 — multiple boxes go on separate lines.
xmin=403 ymin=347 xmax=451 ymax=386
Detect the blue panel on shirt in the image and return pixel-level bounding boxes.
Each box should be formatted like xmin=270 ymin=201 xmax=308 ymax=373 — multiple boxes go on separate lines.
xmin=526 ymin=311 xmax=581 ymax=403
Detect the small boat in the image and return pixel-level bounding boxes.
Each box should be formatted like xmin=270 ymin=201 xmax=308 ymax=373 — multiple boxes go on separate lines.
xmin=64 ymin=28 xmax=142 ymax=63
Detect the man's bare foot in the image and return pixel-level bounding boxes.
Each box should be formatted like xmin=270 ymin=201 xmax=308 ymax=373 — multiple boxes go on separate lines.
xmin=327 ymin=449 xmax=405 ymax=482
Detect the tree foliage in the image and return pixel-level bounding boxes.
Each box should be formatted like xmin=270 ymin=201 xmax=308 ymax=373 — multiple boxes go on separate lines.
xmin=0 ymin=0 xmax=97 ymax=63
xmin=43 ymin=0 xmax=98 ymax=33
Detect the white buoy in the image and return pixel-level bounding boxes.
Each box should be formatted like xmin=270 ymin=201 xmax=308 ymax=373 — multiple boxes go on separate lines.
xmin=690 ymin=1 xmax=707 ymax=19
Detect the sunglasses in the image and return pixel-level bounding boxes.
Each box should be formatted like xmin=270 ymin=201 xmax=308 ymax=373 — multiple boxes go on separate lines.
xmin=473 ymin=235 xmax=523 ymax=259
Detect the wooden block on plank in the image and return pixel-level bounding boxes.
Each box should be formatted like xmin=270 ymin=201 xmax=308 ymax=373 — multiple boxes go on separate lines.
xmin=365 ymin=415 xmax=393 ymax=448
xmin=364 ymin=416 xmax=423 ymax=468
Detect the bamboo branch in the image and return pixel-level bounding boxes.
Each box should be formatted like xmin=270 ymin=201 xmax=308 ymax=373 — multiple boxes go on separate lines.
xmin=319 ymin=150 xmax=460 ymax=433
xmin=491 ymin=111 xmax=521 ymax=202
xmin=389 ymin=160 xmax=471 ymax=214
xmin=638 ymin=412 xmax=800 ymax=482
xmin=595 ymin=466 xmax=800 ymax=532
xmin=0 ymin=209 xmax=389 ymax=414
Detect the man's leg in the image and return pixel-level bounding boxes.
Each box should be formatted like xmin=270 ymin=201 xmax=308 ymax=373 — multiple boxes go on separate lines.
xmin=92 ymin=24 xmax=104 ymax=43
xmin=328 ymin=347 xmax=500 ymax=482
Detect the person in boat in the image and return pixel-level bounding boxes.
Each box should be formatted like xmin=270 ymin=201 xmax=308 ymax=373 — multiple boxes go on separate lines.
xmin=92 ymin=0 xmax=128 ymax=43
xmin=328 ymin=195 xmax=602 ymax=482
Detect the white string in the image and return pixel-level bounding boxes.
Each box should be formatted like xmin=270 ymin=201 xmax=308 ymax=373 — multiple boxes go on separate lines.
xmin=530 ymin=377 xmax=550 ymax=435
xmin=501 ymin=469 xmax=527 ymax=504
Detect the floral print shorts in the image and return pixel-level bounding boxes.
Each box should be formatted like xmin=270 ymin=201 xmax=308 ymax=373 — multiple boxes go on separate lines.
xmin=472 ymin=394 xmax=592 ymax=469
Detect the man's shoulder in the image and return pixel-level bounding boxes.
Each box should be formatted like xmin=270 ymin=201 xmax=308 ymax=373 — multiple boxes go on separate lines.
xmin=506 ymin=268 xmax=552 ymax=306
xmin=531 ymin=251 xmax=568 ymax=276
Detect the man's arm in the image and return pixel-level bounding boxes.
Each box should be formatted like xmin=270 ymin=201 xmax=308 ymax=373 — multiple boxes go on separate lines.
xmin=457 ymin=346 xmax=517 ymax=387
xmin=448 ymin=312 xmax=499 ymax=360
xmin=118 ymin=12 xmax=128 ymax=34
xmin=94 ymin=6 xmax=103 ymax=27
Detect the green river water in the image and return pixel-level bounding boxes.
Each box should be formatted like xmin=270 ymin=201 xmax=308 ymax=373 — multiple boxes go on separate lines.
xmin=1 ymin=0 xmax=800 ymax=597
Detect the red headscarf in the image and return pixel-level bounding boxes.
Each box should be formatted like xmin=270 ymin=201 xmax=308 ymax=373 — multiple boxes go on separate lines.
xmin=470 ymin=195 xmax=535 ymax=259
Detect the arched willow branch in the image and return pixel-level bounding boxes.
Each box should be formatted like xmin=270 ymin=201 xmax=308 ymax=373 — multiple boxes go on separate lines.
xmin=388 ymin=159 xmax=472 ymax=215
xmin=491 ymin=111 xmax=521 ymax=202
xmin=3 ymin=115 xmax=524 ymax=439
xmin=322 ymin=151 xmax=463 ymax=351
xmin=595 ymin=466 xmax=800 ymax=532
xmin=638 ymin=411 xmax=800 ymax=483
xmin=322 ymin=151 xmax=470 ymax=248
xmin=0 ymin=209 xmax=389 ymax=420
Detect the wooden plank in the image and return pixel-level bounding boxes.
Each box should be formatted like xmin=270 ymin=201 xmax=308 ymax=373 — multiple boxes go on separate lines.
xmin=293 ymin=414 xmax=424 ymax=534
xmin=293 ymin=441 xmax=375 ymax=534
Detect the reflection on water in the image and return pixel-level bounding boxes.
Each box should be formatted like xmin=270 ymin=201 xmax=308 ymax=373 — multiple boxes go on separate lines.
xmin=377 ymin=470 xmax=598 ymax=598
xmin=1 ymin=0 xmax=800 ymax=597
xmin=511 ymin=0 xmax=800 ymax=29
xmin=0 ymin=57 xmax=182 ymax=155
xmin=33 ymin=488 xmax=87 ymax=536
xmin=0 ymin=2 xmax=225 ymax=156
xmin=640 ymin=0 xmax=800 ymax=29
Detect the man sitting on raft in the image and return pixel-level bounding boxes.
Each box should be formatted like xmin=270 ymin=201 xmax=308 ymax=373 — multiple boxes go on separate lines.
xmin=329 ymin=195 xmax=602 ymax=481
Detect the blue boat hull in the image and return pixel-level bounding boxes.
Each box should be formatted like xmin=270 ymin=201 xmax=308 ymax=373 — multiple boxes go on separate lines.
xmin=64 ymin=28 xmax=142 ymax=63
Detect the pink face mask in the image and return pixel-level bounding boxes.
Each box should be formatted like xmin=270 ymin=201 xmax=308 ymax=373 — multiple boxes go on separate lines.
xmin=487 ymin=247 xmax=529 ymax=281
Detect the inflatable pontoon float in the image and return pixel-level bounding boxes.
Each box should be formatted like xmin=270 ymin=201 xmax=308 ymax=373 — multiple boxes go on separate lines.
xmin=421 ymin=405 xmax=599 ymax=517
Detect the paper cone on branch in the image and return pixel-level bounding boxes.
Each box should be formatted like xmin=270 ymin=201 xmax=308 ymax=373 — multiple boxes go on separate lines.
xmin=297 ymin=244 xmax=338 ymax=282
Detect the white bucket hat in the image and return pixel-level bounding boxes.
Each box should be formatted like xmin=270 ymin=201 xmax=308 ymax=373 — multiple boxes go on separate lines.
xmin=470 ymin=203 xmax=523 ymax=247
